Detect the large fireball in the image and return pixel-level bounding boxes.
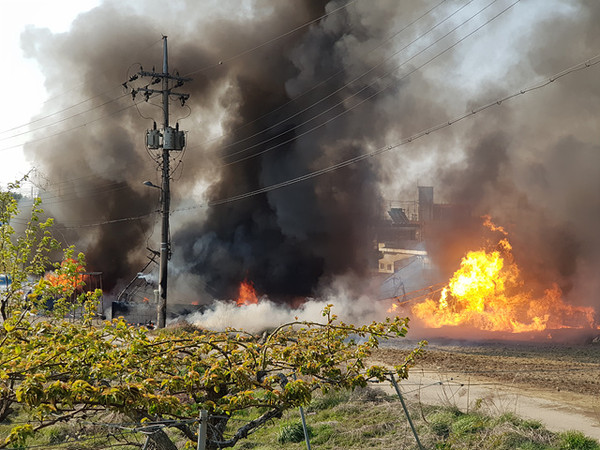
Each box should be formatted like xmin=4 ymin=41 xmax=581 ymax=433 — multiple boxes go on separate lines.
xmin=411 ymin=218 xmax=597 ymax=333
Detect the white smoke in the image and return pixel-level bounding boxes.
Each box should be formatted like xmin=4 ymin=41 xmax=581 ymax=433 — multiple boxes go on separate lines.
xmin=183 ymin=275 xmax=396 ymax=333
xmin=136 ymin=272 xmax=157 ymax=284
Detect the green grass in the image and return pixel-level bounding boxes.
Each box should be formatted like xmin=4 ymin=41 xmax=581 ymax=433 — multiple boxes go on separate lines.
xmin=277 ymin=420 xmax=312 ymax=444
xmin=558 ymin=430 xmax=600 ymax=450
xmin=3 ymin=387 xmax=599 ymax=449
xmin=0 ymin=407 xmax=182 ymax=450
xmin=231 ymin=386 xmax=600 ymax=449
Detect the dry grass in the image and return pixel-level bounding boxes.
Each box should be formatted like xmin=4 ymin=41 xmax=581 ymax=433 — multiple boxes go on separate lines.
xmin=235 ymin=386 xmax=599 ymax=449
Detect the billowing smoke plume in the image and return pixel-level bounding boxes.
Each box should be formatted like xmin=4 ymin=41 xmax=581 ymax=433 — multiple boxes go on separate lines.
xmin=20 ymin=0 xmax=600 ymax=315
xmin=430 ymin=0 xmax=600 ymax=308
xmin=20 ymin=0 xmax=412 ymax=299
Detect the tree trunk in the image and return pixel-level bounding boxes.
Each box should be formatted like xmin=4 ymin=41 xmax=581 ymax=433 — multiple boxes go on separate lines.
xmin=148 ymin=428 xmax=178 ymax=450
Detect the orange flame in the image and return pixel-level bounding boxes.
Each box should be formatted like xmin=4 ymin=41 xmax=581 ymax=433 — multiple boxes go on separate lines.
xmin=482 ymin=213 xmax=508 ymax=235
xmin=412 ymin=220 xmax=597 ymax=333
xmin=44 ymin=259 xmax=86 ymax=294
xmin=236 ymin=280 xmax=259 ymax=306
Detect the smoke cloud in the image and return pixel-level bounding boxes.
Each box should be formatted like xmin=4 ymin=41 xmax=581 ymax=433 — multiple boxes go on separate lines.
xmin=187 ymin=275 xmax=392 ymax=333
xmin=19 ymin=0 xmax=600 ymax=318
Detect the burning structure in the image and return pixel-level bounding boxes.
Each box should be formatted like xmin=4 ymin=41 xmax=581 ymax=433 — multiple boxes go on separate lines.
xmin=14 ymin=1 xmax=600 ymax=335
xmin=377 ymin=185 xmax=472 ymax=274
xmin=43 ymin=260 xmax=105 ymax=319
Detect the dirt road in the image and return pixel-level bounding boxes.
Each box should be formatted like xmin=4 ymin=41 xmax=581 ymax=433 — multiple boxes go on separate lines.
xmin=372 ymin=337 xmax=600 ymax=439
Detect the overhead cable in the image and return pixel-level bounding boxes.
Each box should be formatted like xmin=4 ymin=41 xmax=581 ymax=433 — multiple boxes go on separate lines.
xmin=221 ymin=0 xmax=514 ymax=167
xmin=49 ymin=50 xmax=600 ymax=226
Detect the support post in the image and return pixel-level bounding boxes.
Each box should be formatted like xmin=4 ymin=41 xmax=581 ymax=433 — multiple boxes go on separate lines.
xmin=127 ymin=36 xmax=191 ymax=329
xmin=290 ymin=373 xmax=312 ymax=449
xmin=390 ymin=373 xmax=424 ymax=450
xmin=298 ymin=405 xmax=312 ymax=450
xmin=197 ymin=410 xmax=208 ymax=450
xmin=141 ymin=434 xmax=151 ymax=450
xmin=157 ymin=36 xmax=170 ymax=329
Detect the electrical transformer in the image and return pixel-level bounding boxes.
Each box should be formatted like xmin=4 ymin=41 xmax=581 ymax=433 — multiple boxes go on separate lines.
xmin=146 ymin=125 xmax=185 ymax=150
xmin=163 ymin=126 xmax=185 ymax=150
xmin=146 ymin=129 xmax=161 ymax=149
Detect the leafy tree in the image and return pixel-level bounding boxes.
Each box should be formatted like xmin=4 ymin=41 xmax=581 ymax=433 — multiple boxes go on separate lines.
xmin=0 ymin=180 xmax=59 ymax=322
xmin=0 ymin=185 xmax=426 ymax=449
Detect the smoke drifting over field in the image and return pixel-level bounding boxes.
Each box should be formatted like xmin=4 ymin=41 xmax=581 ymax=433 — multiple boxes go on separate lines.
xmin=20 ymin=0 xmax=600 ymax=316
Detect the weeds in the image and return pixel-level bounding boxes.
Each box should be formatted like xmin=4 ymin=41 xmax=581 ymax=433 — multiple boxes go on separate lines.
xmin=558 ymin=430 xmax=600 ymax=450
xmin=306 ymin=389 xmax=351 ymax=412
xmin=277 ymin=421 xmax=312 ymax=444
xmin=234 ymin=387 xmax=600 ymax=449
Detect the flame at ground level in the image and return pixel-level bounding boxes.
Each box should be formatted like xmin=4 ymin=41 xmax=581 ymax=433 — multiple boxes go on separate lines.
xmin=236 ymin=280 xmax=259 ymax=306
xmin=44 ymin=259 xmax=86 ymax=294
xmin=411 ymin=222 xmax=597 ymax=333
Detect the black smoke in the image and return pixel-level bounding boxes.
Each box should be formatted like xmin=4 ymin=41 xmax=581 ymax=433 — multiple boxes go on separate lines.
xmin=19 ymin=0 xmax=600 ymax=313
xmin=20 ymin=0 xmax=407 ymax=298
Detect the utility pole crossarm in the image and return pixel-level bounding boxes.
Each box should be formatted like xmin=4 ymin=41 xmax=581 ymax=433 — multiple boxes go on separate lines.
xmin=134 ymin=87 xmax=163 ymax=95
xmin=138 ymin=70 xmax=193 ymax=83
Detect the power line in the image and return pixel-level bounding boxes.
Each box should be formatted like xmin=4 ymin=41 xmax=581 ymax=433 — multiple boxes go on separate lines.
xmin=54 ymin=211 xmax=157 ymax=229
xmin=5 ymin=0 xmax=473 ymax=220
xmin=0 ymin=39 xmax=163 ymax=137
xmin=187 ymin=52 xmax=600 ymax=207
xmin=220 ymin=0 xmax=513 ymax=167
xmin=0 ymin=99 xmax=142 ymax=153
xmin=204 ymin=0 xmax=451 ymax=156
xmin=183 ymin=0 xmax=361 ymax=77
xmin=2 ymin=0 xmax=448 ymax=204
xmin=0 ymin=0 xmax=450 ymax=170
xmin=21 ymin=181 xmax=132 ymax=204
xmin=0 ymin=93 xmax=130 ymax=144
xmin=55 ymin=52 xmax=600 ymax=228
xmin=0 ymin=0 xmax=498 ymax=173
xmin=0 ymin=2 xmax=359 ymax=148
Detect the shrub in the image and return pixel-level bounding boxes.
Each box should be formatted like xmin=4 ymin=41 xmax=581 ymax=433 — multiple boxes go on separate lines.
xmin=349 ymin=386 xmax=391 ymax=404
xmin=46 ymin=427 xmax=68 ymax=444
xmin=310 ymin=424 xmax=334 ymax=445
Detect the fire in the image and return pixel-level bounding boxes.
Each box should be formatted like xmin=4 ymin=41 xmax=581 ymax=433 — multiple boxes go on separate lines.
xmin=236 ymin=279 xmax=259 ymax=306
xmin=482 ymin=214 xmax=508 ymax=235
xmin=412 ymin=219 xmax=597 ymax=333
xmin=44 ymin=259 xmax=86 ymax=295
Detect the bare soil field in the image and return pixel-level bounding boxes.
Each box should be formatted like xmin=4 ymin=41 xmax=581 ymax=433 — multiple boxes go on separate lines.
xmin=372 ymin=335 xmax=600 ymax=438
